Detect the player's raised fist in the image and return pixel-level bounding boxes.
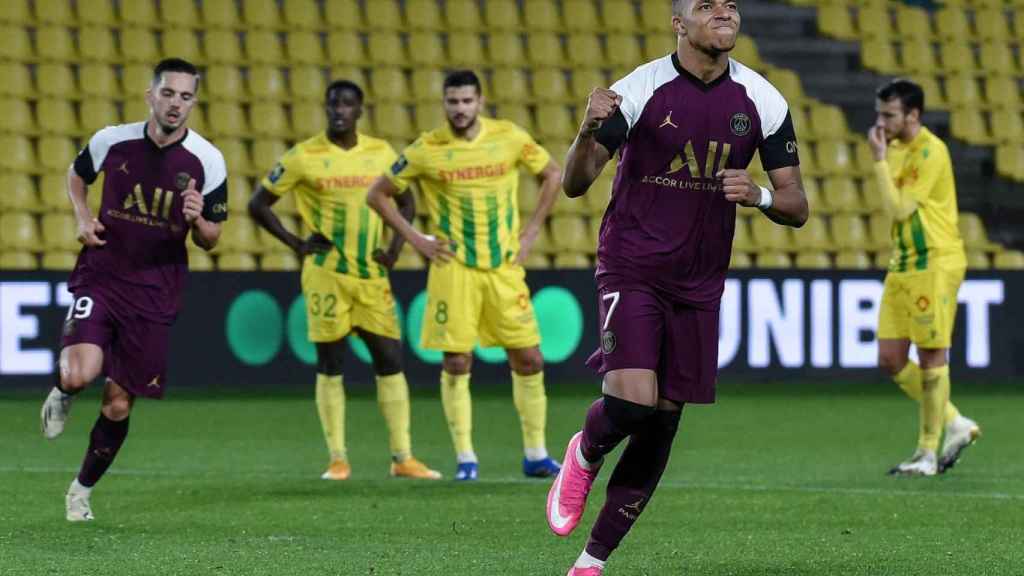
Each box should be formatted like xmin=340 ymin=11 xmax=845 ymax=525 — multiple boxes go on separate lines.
xmin=77 ymin=217 xmax=106 ymax=247
xmin=182 ymin=178 xmax=203 ymax=225
xmin=581 ymin=88 xmax=623 ymax=135
xmin=717 ymin=169 xmax=761 ymax=208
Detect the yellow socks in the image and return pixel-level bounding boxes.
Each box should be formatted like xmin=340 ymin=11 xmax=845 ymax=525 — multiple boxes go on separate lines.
xmin=892 ymin=361 xmax=960 ymax=425
xmin=376 ymin=372 xmax=412 ymax=462
xmin=315 ymin=373 xmax=346 ymax=461
xmin=512 ymin=371 xmax=548 ymax=460
xmin=441 ymin=371 xmax=475 ymax=462
xmin=919 ymin=365 xmax=951 ymax=452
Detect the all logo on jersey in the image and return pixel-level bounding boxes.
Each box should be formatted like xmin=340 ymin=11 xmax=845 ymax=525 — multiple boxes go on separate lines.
xmin=730 ymin=113 xmax=751 ymax=137
xmin=666 ymin=140 xmax=732 ymax=179
xmin=122 ymin=183 xmax=174 ymax=220
xmin=659 ymin=111 xmax=678 ymax=129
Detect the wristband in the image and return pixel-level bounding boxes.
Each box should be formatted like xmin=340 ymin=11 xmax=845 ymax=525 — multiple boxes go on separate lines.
xmin=757 ymin=185 xmax=774 ymax=210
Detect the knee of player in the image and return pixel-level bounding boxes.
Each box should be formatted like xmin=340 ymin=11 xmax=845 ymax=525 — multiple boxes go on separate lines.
xmin=442 ymin=353 xmax=473 ymax=375
xmin=877 ymin=353 xmax=905 ymax=377
xmin=373 ymin=350 xmax=403 ymax=376
xmin=512 ymin=351 xmax=544 ymax=375
xmin=604 ymin=395 xmax=656 ymax=431
xmin=102 ymin=397 xmax=133 ymax=420
xmin=61 ymin=367 xmax=91 ymax=392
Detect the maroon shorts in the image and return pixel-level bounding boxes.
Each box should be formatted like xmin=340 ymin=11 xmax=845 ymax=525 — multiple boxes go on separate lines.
xmin=586 ymin=281 xmax=719 ymax=404
xmin=60 ymin=286 xmax=171 ymax=399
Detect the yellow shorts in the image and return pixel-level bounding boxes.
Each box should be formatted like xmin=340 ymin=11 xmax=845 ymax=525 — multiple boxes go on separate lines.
xmin=878 ymin=266 xmax=965 ymax=349
xmin=421 ymin=260 xmax=540 ymax=352
xmin=301 ymin=263 xmax=401 ymax=343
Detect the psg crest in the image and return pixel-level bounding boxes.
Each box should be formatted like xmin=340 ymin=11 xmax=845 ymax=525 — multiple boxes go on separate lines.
xmin=601 ymin=330 xmax=617 ymax=354
xmin=730 ymin=113 xmax=751 ymax=137
xmin=175 ymin=172 xmax=192 ymax=190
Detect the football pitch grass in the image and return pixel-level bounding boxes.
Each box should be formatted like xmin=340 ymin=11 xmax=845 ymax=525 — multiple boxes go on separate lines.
xmin=2 ymin=380 xmax=1022 ymax=575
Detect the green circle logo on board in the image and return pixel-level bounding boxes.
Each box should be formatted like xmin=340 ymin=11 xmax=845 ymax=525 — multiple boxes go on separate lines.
xmin=226 ymin=290 xmax=283 ymax=365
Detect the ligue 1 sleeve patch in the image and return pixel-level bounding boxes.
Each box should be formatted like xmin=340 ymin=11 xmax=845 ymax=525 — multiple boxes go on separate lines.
xmin=390 ymin=155 xmax=409 ymax=176
xmin=268 ymin=163 xmax=286 ymax=184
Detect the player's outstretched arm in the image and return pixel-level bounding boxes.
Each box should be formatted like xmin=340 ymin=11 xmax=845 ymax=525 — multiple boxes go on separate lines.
xmin=563 ymin=88 xmax=620 ymax=198
xmin=248 ymin=185 xmax=309 ymax=255
xmin=517 ymin=160 xmax=562 ymax=265
xmin=367 ymin=176 xmax=452 ymax=262
xmin=373 ymin=189 xmax=416 ymax=269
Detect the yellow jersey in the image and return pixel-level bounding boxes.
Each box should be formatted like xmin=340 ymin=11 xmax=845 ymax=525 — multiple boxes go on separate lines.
xmin=882 ymin=127 xmax=966 ymax=272
xmin=385 ymin=117 xmax=551 ymax=270
xmin=262 ymin=132 xmax=397 ymax=279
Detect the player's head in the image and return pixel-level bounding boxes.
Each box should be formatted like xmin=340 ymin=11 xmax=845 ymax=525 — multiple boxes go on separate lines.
xmin=324 ymin=80 xmax=364 ymax=137
xmin=875 ymin=78 xmax=924 ymax=140
xmin=442 ymin=70 xmax=484 ymax=134
xmin=146 ymin=58 xmax=199 ymax=135
xmin=672 ymin=0 xmax=741 ymax=56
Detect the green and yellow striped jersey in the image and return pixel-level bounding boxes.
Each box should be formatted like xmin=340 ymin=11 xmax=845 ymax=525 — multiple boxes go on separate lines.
xmin=884 ymin=127 xmax=966 ymax=272
xmin=262 ymin=132 xmax=397 ymax=279
xmin=385 ymin=117 xmax=551 ymax=270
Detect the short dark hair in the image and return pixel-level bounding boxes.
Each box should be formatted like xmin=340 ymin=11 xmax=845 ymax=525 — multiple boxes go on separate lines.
xmin=876 ymin=78 xmax=924 ymax=116
xmin=443 ymin=70 xmax=482 ymax=95
xmin=152 ymin=58 xmax=199 ymax=90
xmin=325 ymin=79 xmax=364 ymax=103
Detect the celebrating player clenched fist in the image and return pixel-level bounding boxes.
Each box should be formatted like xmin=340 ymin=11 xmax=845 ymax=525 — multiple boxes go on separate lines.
xmin=581 ymin=88 xmax=623 ymax=135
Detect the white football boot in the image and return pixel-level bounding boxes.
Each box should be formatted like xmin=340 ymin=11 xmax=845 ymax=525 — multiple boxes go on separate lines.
xmin=41 ymin=387 xmax=74 ymax=439
xmin=65 ymin=482 xmax=94 ymax=522
xmin=889 ymin=448 xmax=938 ymax=476
xmin=939 ymin=416 xmax=981 ymax=473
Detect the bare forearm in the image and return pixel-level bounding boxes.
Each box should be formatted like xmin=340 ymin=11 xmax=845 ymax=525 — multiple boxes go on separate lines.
xmin=562 ymin=132 xmax=607 ymax=198
xmin=761 ymin=183 xmax=809 ymax=227
xmin=191 ymin=218 xmax=221 ymax=251
xmin=368 ymin=184 xmax=422 ymax=243
xmin=67 ymin=170 xmax=92 ymax=224
xmin=526 ymin=171 xmax=561 ymax=232
xmin=385 ymin=192 xmax=416 ymax=255
xmin=249 ymin=201 xmax=301 ymax=252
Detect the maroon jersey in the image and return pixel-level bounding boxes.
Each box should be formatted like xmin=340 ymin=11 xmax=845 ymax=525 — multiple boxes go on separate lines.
xmin=594 ymin=54 xmax=799 ymax=309
xmin=70 ymin=122 xmax=228 ymax=323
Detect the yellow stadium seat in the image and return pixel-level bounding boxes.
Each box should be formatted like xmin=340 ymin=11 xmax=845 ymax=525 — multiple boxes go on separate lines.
xmin=0 ymin=174 xmax=39 ymax=214
xmin=78 ymin=64 xmax=119 ymax=99
xmin=447 ymin=32 xmax=485 ymax=67
xmin=120 ymin=0 xmax=157 ymax=27
xmin=218 ymin=252 xmax=258 ymax=270
xmin=286 ymin=31 xmax=325 ymax=65
xmin=995 ymin=145 xmax=1024 ymax=181
xmin=535 ymin=105 xmax=575 ymax=141
xmin=489 ymin=68 xmax=529 ymax=103
xmin=867 ymin=211 xmax=892 ymax=250
xmin=944 ymin=73 xmax=980 ymax=109
xmin=79 ymin=100 xmax=120 ymax=135
xmin=958 ymin=213 xmax=992 ymax=251
xmin=365 ymin=0 xmax=402 ymax=30
xmin=367 ymin=32 xmax=404 ymax=66
xmin=484 ymin=0 xmax=522 ymax=31
xmin=639 ymin=0 xmax=669 ymax=31
xmin=895 ymin=6 xmax=932 ymax=40
xmin=201 ymin=0 xmax=241 ymax=29
xmin=86 ymin=173 xmax=103 ymax=214
xmin=810 ymin=105 xmax=849 ymax=139
xmin=188 ymin=105 xmax=209 ymax=134
xmin=206 ymin=65 xmax=245 ymax=101
xmin=897 ymin=38 xmax=936 ymax=73
xmin=0 ymin=63 xmax=33 ymax=99
xmin=979 ymin=43 xmax=1017 ymax=75
xmin=818 ymin=4 xmax=856 ymax=40
xmin=532 ymin=224 xmax=556 ymax=255
xmin=851 ymin=139 xmax=876 ymax=176
xmin=751 ymin=215 xmax=793 ymax=251
xmin=0 ymin=1 xmax=31 ymax=25
xmin=410 ymin=68 xmax=443 ymax=102
xmin=935 ymin=8 xmax=968 ymax=41
xmin=250 ymin=104 xmax=290 ymax=138
xmin=570 ymin=68 xmax=607 ymax=103
xmin=1 ymin=212 xmax=40 ymax=251
xmin=37 ymin=100 xmax=79 ymax=135
xmin=564 ymin=0 xmax=600 ymax=33
xmin=488 ymin=32 xmax=525 ymax=66
xmin=796 ymin=251 xmax=832 ymax=269
xmin=406 ymin=0 xmax=443 ymax=30
xmin=1016 ymin=11 xmax=1024 ymax=41
xmin=602 ymin=0 xmax=638 ymax=33
xmin=162 ymin=29 xmax=203 ymax=63
xmin=966 ymin=250 xmax=990 ymax=270
xmin=831 ymin=214 xmax=869 ymax=251
xmin=788 ymin=104 xmax=813 ymax=142
xmin=532 ymin=68 xmax=570 ymax=103
xmin=523 ymin=0 xmax=561 ymax=31
xmin=801 ymin=177 xmax=825 ymax=215
xmin=324 ymin=0 xmax=362 ymax=29
xmin=765 ymin=68 xmax=805 ymax=105
xmin=856 ymin=5 xmax=892 ymax=38
xmin=729 ymin=251 xmax=752 ymax=269
xmin=373 ymin=103 xmax=413 ymax=139
xmin=291 ymin=101 xmax=325 ymax=136
xmin=731 ymin=35 xmax=764 ymax=70
xmin=550 ymin=215 xmax=590 ymax=252
xmin=494 ymin=104 xmax=534 ymax=133
xmin=283 ymin=0 xmax=321 ymax=30
xmin=797 ymin=215 xmax=833 ymax=251
xmin=35 ymin=26 xmax=76 ymax=62
xmin=521 ymin=251 xmax=550 ymax=269
xmin=566 ymin=34 xmax=603 ymax=68
xmin=408 ymin=32 xmax=444 ymax=67
xmin=219 ymin=217 xmax=260 ymax=253
xmin=528 ymin=34 xmax=565 ymax=67
xmin=42 ymin=250 xmax=76 ymax=273
xmin=553 ymin=253 xmax=591 ymax=269
xmin=227 ymin=175 xmax=253 ymax=213
xmin=939 ymin=42 xmax=974 ymax=73
xmin=36 ymin=64 xmax=76 ymax=99
xmin=860 ymin=37 xmax=899 ymax=74
xmin=261 ymin=252 xmax=301 ymax=271
xmin=215 ymin=138 xmax=252 ymax=175
xmin=756 ymin=252 xmax=792 ymax=269
xmin=974 ymin=8 xmax=1009 ymax=41
xmin=39 ymin=173 xmax=69 ymax=210
xmin=326 ymin=31 xmax=365 ymax=65
xmin=291 ymin=66 xmax=326 ymax=101
xmin=413 ymin=102 xmax=444 ymax=132
xmin=119 ymin=28 xmax=160 ymax=64
xmin=1 ymin=251 xmax=38 ymax=270
xmin=607 ymin=34 xmax=644 ymax=70
xmin=371 ymin=67 xmax=409 ymax=103
xmin=208 ymin=102 xmax=248 ymax=137
xmin=986 ymin=78 xmax=1021 ymax=110
xmin=242 ymin=0 xmax=280 ymax=29
xmin=248 ymin=66 xmax=286 ymax=101
xmin=187 ymin=250 xmax=215 ymax=271
xmin=908 ymin=74 xmax=946 ymax=110
xmin=160 ymin=0 xmax=201 ymax=29
xmin=816 ymin=140 xmax=854 ymax=175
xmin=858 ymin=177 xmax=886 ymax=213
xmin=835 ymin=250 xmax=872 ymax=269
xmin=950 ymin=109 xmax=991 ymax=145
xmin=80 ymin=27 xmax=120 ymax=64
xmin=994 ymin=250 xmax=1024 ymax=270
xmin=823 ymin=177 xmax=861 ymax=214
xmin=204 ymin=30 xmax=244 ymax=64
xmin=35 ymin=0 xmax=75 ymax=25
xmin=731 ymin=217 xmax=754 ymax=253
xmin=252 ymin=139 xmax=289 ymax=177
xmin=246 ymin=30 xmax=284 ymax=65
xmin=990 ymin=110 xmax=1023 ymax=144
xmin=0 ymin=25 xmax=32 ymax=61
xmin=41 ymin=213 xmax=79 ymax=251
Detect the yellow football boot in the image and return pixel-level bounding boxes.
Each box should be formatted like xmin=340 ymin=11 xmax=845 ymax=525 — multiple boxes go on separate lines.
xmin=389 ymin=457 xmax=442 ymax=480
